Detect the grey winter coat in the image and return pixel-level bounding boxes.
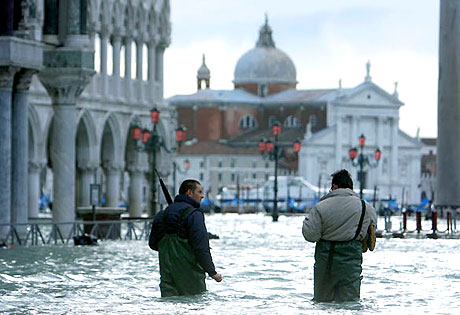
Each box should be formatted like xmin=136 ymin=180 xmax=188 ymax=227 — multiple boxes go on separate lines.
xmin=302 ymin=188 xmax=377 ymax=242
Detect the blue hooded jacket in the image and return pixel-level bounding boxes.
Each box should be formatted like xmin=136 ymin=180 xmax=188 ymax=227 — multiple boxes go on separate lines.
xmin=149 ymin=194 xmax=216 ymax=276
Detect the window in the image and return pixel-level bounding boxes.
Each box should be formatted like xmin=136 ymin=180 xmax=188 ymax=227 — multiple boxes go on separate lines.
xmin=265 ymin=174 xmax=269 ymax=181
xmin=218 ymin=161 xmax=222 ymax=168
xmin=231 ymin=159 xmax=235 ymax=168
xmin=200 ymin=161 xmax=204 ymax=168
xmin=309 ymin=114 xmax=317 ymax=127
xmin=258 ymin=84 xmax=267 ymax=97
xmin=252 ymin=161 xmax=257 ymax=168
xmin=284 ymin=115 xmax=300 ymax=128
xmin=252 ymin=173 xmax=256 ymax=179
xmin=218 ymin=173 xmax=222 ymax=181
xmin=231 ymin=173 xmax=235 ymax=182
xmin=239 ymin=114 xmax=257 ymax=129
xmin=200 ymin=172 xmax=203 ymax=181
xmin=265 ymin=162 xmax=269 ymax=168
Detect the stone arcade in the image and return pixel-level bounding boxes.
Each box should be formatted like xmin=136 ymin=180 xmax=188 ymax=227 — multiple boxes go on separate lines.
xmin=0 ymin=0 xmax=174 ymax=239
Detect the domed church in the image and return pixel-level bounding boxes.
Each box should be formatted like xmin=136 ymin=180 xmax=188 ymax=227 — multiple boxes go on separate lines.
xmin=168 ymin=17 xmax=423 ymax=205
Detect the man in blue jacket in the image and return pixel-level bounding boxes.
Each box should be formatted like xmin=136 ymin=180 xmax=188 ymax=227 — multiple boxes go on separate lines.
xmin=149 ymin=179 xmax=222 ymax=297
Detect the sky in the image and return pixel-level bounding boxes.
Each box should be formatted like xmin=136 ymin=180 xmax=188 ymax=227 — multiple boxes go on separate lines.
xmin=163 ymin=0 xmax=440 ymax=138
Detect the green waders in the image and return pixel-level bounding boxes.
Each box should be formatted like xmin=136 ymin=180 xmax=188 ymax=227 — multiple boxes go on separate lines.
xmin=158 ymin=233 xmax=206 ymax=297
xmin=313 ymin=240 xmax=363 ymax=302
xmin=313 ymin=200 xmax=366 ymax=302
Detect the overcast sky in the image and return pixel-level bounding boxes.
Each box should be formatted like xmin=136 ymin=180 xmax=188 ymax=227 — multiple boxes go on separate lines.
xmin=163 ymin=0 xmax=439 ymax=138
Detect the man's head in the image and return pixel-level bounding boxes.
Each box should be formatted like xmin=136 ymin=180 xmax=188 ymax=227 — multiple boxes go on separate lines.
xmin=330 ymin=169 xmax=353 ymax=190
xmin=179 ymin=179 xmax=204 ymax=203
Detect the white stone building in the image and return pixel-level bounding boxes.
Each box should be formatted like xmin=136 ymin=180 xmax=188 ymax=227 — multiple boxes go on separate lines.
xmin=1 ymin=0 xmax=174 ymax=238
xmin=299 ymin=66 xmax=423 ymax=204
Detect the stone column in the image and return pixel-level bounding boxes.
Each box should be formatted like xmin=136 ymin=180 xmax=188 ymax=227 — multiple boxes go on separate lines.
xmin=136 ymin=40 xmax=143 ymax=81
xmin=28 ymin=160 xmax=44 ymax=218
xmin=124 ymin=38 xmax=132 ymax=100
xmin=335 ymin=116 xmax=342 ymax=168
xmin=136 ymin=40 xmax=144 ymax=102
xmin=104 ymin=162 xmax=123 ymax=208
xmin=437 ymin=0 xmax=460 ymax=207
xmin=148 ymin=39 xmax=157 ymax=100
xmin=39 ymin=68 xmax=95 ymax=227
xmin=112 ymin=35 xmax=121 ymax=99
xmin=64 ymin=0 xmax=88 ymax=48
xmin=351 ymin=115 xmax=358 ymax=145
xmin=77 ymin=162 xmax=98 ymax=207
xmin=390 ymin=117 xmax=399 ymax=196
xmin=11 ymin=70 xmax=36 ymax=232
xmin=376 ymin=117 xmax=384 ymax=180
xmin=100 ymin=30 xmax=109 ymax=96
xmin=0 ymin=66 xmax=18 ymax=238
xmin=155 ymin=44 xmax=166 ymax=99
xmin=128 ymin=167 xmax=144 ymax=217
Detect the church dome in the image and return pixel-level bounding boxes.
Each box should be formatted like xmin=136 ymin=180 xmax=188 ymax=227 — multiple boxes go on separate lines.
xmin=234 ymin=17 xmax=297 ymax=85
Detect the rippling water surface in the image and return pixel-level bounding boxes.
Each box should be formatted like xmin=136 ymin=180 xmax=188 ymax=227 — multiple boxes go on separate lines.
xmin=1 ymin=214 xmax=460 ymax=314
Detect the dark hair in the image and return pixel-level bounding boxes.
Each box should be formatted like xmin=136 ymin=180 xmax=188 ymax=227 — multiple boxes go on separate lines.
xmin=179 ymin=179 xmax=201 ymax=195
xmin=331 ymin=169 xmax=353 ymax=189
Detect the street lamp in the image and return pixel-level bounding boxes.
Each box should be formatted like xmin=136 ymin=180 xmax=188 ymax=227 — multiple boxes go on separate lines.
xmin=130 ymin=108 xmax=187 ymax=215
xmin=348 ymin=134 xmax=381 ymax=199
xmin=258 ymin=122 xmax=301 ymax=222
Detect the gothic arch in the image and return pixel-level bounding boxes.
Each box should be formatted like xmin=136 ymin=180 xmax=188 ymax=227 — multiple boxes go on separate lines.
xmin=100 ymin=113 xmax=123 ymax=166
xmin=28 ymin=105 xmax=44 ymax=162
xmin=76 ymin=110 xmax=99 ymax=165
xmin=43 ymin=111 xmax=55 ymax=167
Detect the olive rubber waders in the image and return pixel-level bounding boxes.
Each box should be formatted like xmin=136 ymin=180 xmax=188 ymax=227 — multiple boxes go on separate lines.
xmin=158 ymin=208 xmax=206 ymax=297
xmin=313 ymin=200 xmax=366 ymax=302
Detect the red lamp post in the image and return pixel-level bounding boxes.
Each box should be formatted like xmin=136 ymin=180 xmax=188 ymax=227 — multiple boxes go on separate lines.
xmin=349 ymin=134 xmax=381 ymax=199
xmin=258 ymin=122 xmax=302 ymax=221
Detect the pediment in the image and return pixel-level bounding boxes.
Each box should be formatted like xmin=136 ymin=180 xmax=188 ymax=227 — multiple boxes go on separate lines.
xmin=339 ymin=82 xmax=403 ymax=108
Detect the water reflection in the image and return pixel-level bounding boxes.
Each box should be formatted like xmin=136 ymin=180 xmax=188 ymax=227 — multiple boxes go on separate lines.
xmin=1 ymin=214 xmax=459 ymax=314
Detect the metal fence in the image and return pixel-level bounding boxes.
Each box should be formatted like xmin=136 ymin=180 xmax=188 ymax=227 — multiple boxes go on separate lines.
xmin=0 ymin=218 xmax=152 ymax=247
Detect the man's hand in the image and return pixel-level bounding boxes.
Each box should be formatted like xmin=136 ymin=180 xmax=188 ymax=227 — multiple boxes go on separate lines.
xmin=211 ymin=273 xmax=222 ymax=282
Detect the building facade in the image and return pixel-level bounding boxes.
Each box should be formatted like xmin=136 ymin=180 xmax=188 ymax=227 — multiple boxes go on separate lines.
xmin=299 ymin=70 xmax=423 ymax=204
xmin=0 ymin=0 xmax=174 ymax=239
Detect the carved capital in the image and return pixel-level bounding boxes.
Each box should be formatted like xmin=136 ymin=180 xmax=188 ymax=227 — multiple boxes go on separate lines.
xmin=77 ymin=160 xmax=99 ymax=172
xmin=39 ymin=68 xmax=95 ymax=106
xmin=14 ymin=69 xmax=37 ymax=91
xmin=0 ymin=66 xmax=19 ymax=89
xmin=103 ymin=161 xmax=125 ymax=173
xmin=127 ymin=164 xmax=147 ymax=175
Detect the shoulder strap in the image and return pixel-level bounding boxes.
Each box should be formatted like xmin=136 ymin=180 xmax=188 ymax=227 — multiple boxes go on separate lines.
xmin=352 ymin=200 xmax=366 ymax=241
xmin=178 ymin=207 xmax=197 ymax=225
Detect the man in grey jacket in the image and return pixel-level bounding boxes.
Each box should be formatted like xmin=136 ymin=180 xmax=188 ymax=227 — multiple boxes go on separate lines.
xmin=302 ymin=169 xmax=377 ymax=302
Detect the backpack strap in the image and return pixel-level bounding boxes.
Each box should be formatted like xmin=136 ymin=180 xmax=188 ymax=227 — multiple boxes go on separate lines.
xmin=352 ymin=200 xmax=366 ymax=241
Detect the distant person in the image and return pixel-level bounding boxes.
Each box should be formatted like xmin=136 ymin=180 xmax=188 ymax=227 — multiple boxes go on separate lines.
xmin=149 ymin=179 xmax=222 ymax=297
xmin=302 ymin=169 xmax=376 ymax=302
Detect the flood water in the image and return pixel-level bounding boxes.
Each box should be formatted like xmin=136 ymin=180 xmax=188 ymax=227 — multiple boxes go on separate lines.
xmin=1 ymin=213 xmax=459 ymax=314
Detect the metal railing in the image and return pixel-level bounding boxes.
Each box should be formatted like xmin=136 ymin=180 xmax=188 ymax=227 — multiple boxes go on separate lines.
xmin=0 ymin=218 xmax=152 ymax=247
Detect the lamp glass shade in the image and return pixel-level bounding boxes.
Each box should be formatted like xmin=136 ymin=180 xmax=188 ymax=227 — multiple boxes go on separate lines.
xmin=150 ymin=108 xmax=160 ymax=124
xmin=176 ymin=129 xmax=186 ymax=142
xmin=266 ymin=141 xmax=274 ymax=152
xmin=258 ymin=139 xmax=266 ymax=152
xmin=131 ymin=126 xmax=141 ymax=140
xmin=293 ymin=140 xmax=301 ymax=153
xmin=272 ymin=124 xmax=281 ymax=136
xmin=183 ymin=160 xmax=190 ymax=170
xmin=375 ymin=149 xmax=382 ymax=161
xmin=359 ymin=134 xmax=366 ymax=147
xmin=349 ymin=148 xmax=358 ymax=160
xmin=142 ymin=130 xmax=151 ymax=144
